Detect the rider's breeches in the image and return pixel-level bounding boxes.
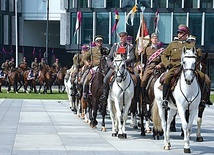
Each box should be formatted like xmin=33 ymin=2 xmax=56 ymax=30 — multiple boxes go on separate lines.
xmin=103 ymin=69 xmax=113 ymax=84
xmin=163 ymin=68 xmax=176 ymax=85
xmin=141 ymin=67 xmax=153 ymax=87
xmin=80 ymin=69 xmax=90 ymax=84
xmin=83 ymin=73 xmax=92 ymax=86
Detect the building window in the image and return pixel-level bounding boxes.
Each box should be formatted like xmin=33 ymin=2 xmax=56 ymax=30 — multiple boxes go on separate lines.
xmin=121 ymin=0 xmax=135 ymax=8
xmin=173 ymin=13 xmax=187 ymax=37
xmin=106 ymin=0 xmax=120 ymax=8
xmin=201 ymin=0 xmax=213 ymax=8
xmin=92 ymin=0 xmax=105 ymax=8
xmin=204 ymin=13 xmax=214 ymax=45
xmin=184 ymin=0 xmax=198 ymax=8
xmin=189 ymin=13 xmax=202 ymax=45
xmin=158 ymin=13 xmax=172 ymax=43
xmin=81 ymin=13 xmax=93 ymax=44
xmin=96 ymin=12 xmax=109 ymax=44
xmin=152 ymin=0 xmax=166 ymax=8
xmin=78 ymin=0 xmax=88 ymax=8
xmin=168 ymin=0 xmax=182 ymax=8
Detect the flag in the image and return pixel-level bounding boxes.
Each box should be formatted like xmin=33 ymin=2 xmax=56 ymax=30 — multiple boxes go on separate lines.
xmin=112 ymin=9 xmax=120 ymax=33
xmin=125 ymin=5 xmax=137 ymax=26
xmin=2 ymin=47 xmax=7 ymax=54
xmin=32 ymin=47 xmax=36 ymax=56
xmin=154 ymin=9 xmax=160 ymax=33
xmin=39 ymin=48 xmax=42 ymax=59
xmin=74 ymin=11 xmax=82 ymax=36
xmin=135 ymin=7 xmax=150 ymax=55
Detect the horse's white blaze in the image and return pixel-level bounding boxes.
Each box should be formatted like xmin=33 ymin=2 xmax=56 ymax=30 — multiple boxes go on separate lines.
xmin=154 ymin=47 xmax=201 ymax=152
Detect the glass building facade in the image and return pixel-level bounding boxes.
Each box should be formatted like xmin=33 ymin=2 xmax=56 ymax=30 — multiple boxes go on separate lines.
xmin=63 ymin=0 xmax=214 ymax=88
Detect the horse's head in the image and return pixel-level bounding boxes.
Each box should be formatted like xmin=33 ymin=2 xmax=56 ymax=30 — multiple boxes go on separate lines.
xmin=181 ymin=47 xmax=197 ymax=85
xmin=113 ymin=54 xmax=127 ymax=83
xmin=99 ymin=55 xmax=108 ymax=75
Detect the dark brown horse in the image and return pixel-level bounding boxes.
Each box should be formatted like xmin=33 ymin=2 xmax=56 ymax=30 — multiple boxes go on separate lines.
xmin=44 ymin=66 xmax=56 ymax=94
xmin=56 ymin=66 xmax=67 ymax=93
xmin=37 ymin=64 xmax=49 ymax=94
xmin=0 ymin=71 xmax=7 ymax=92
xmin=87 ymin=55 xmax=109 ymax=130
xmin=141 ymin=68 xmax=165 ymax=138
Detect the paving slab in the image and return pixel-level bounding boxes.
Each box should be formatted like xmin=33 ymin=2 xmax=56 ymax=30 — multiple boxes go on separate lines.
xmin=0 ymin=99 xmax=213 ymax=155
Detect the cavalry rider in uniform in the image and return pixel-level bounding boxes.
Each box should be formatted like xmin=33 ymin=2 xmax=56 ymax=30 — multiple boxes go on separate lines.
xmin=19 ymin=57 xmax=28 ymax=70
xmin=31 ymin=57 xmax=39 ymax=77
xmin=82 ymin=35 xmax=109 ymax=100
xmin=8 ymin=57 xmax=15 ymax=71
xmin=52 ymin=58 xmax=61 ymax=73
xmin=141 ymin=33 xmax=165 ymax=101
xmin=0 ymin=60 xmax=9 ymax=77
xmin=99 ymin=32 xmax=136 ymax=103
xmin=161 ymin=24 xmax=205 ymax=109
xmin=39 ymin=58 xmax=46 ymax=69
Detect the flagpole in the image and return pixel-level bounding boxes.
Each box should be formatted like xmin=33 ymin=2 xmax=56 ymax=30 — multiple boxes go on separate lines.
xmin=15 ymin=0 xmax=18 ymax=67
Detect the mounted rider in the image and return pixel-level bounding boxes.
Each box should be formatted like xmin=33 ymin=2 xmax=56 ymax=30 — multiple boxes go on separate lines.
xmin=141 ymin=33 xmax=165 ymax=101
xmin=52 ymin=58 xmax=61 ymax=73
xmin=39 ymin=58 xmax=46 ymax=69
xmin=0 ymin=60 xmax=9 ymax=77
xmin=82 ymin=35 xmax=109 ymax=100
xmin=161 ymin=24 xmax=205 ymax=109
xmin=99 ymin=31 xmax=137 ymax=103
xmin=8 ymin=57 xmax=15 ymax=71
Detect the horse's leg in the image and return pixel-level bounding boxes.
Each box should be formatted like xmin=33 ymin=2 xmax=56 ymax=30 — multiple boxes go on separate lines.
xmin=108 ymin=100 xmax=117 ymax=136
xmin=121 ymin=100 xmax=132 ymax=139
xmin=130 ymin=100 xmax=138 ymax=129
xmin=90 ymin=99 xmax=98 ymax=128
xmin=114 ymin=100 xmax=123 ymax=138
xmin=101 ymin=102 xmax=107 ymax=132
xmin=196 ymin=106 xmax=205 ymax=142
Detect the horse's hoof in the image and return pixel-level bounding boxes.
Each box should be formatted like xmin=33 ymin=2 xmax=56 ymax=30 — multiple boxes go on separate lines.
xmin=133 ymin=125 xmax=138 ymax=129
xmin=141 ymin=132 xmax=146 ymax=136
xmin=118 ymin=134 xmax=124 ymax=139
xmin=123 ymin=133 xmax=127 ymax=139
xmin=101 ymin=127 xmax=107 ymax=132
xmin=163 ymin=146 xmax=170 ymax=150
xmin=112 ymin=133 xmax=117 ymax=137
xmin=196 ymin=136 xmax=204 ymax=142
xmin=184 ymin=148 xmax=191 ymax=153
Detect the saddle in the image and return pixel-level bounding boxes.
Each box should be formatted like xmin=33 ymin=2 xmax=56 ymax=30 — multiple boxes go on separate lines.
xmin=159 ymin=67 xmax=182 ymax=91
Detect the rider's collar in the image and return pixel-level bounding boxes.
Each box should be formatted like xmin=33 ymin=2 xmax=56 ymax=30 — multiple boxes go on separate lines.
xmin=151 ymin=44 xmax=158 ymax=49
xmin=119 ymin=42 xmax=127 ymax=47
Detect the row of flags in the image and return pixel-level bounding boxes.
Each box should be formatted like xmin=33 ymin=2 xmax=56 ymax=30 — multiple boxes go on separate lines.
xmin=74 ymin=6 xmax=160 ymax=39
xmin=2 ymin=47 xmax=56 ymax=60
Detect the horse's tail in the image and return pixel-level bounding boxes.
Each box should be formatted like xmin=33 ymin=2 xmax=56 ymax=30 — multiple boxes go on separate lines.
xmin=151 ymin=100 xmax=162 ymax=132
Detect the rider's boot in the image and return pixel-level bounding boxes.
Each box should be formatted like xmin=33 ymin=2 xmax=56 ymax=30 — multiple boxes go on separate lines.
xmin=141 ymin=86 xmax=146 ymax=102
xmin=162 ymin=83 xmax=169 ymax=109
xmin=99 ymin=82 xmax=109 ymax=103
xmin=134 ymin=75 xmax=140 ymax=102
xmin=83 ymin=84 xmax=89 ymax=100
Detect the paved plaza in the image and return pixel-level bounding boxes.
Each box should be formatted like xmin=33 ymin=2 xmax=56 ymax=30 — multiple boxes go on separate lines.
xmin=0 ymin=99 xmax=213 ymax=155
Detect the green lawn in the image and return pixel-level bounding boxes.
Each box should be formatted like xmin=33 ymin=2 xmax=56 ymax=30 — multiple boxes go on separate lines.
xmin=0 ymin=89 xmax=67 ymax=100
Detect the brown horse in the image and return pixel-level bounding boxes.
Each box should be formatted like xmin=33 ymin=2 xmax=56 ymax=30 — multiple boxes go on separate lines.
xmin=0 ymin=71 xmax=7 ymax=92
xmin=141 ymin=68 xmax=165 ymax=139
xmin=44 ymin=66 xmax=56 ymax=94
xmin=56 ymin=66 xmax=67 ymax=93
xmin=87 ymin=55 xmax=109 ymax=130
xmin=7 ymin=68 xmax=23 ymax=93
xmin=37 ymin=64 xmax=49 ymax=94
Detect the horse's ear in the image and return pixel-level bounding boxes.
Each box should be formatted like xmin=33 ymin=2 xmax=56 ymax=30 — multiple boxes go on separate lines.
xmin=192 ymin=47 xmax=197 ymax=55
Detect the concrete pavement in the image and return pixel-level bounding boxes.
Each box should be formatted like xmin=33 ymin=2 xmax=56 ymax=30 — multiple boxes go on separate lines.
xmin=0 ymin=99 xmax=214 ymax=155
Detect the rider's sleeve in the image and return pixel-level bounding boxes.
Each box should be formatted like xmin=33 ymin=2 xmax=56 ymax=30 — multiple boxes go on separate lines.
xmin=107 ymin=44 xmax=116 ymax=67
xmin=125 ymin=45 xmax=135 ymax=66
xmin=161 ymin=43 xmax=172 ymax=68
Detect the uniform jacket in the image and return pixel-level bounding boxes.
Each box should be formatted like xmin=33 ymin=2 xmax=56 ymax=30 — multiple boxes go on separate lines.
xmin=107 ymin=42 xmax=135 ymax=67
xmin=161 ymin=41 xmax=195 ymax=68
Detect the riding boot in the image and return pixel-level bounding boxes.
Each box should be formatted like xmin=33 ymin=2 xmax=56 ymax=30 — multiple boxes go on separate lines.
xmin=162 ymin=83 xmax=169 ymax=109
xmin=83 ymin=84 xmax=89 ymax=100
xmin=99 ymin=82 xmax=109 ymax=103
xmin=141 ymin=86 xmax=146 ymax=102
xmin=134 ymin=76 xmax=140 ymax=102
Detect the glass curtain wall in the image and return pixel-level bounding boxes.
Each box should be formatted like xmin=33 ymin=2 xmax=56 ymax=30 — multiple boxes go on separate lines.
xmin=168 ymin=0 xmax=182 ymax=8
xmin=184 ymin=0 xmax=198 ymax=8
xmin=158 ymin=13 xmax=172 ymax=43
xmin=152 ymin=0 xmax=166 ymax=8
xmin=204 ymin=13 xmax=214 ymax=45
xmin=201 ymin=0 xmax=213 ymax=8
xmin=173 ymin=13 xmax=187 ymax=37
xmin=96 ymin=12 xmax=109 ymax=44
xmin=189 ymin=13 xmax=202 ymax=45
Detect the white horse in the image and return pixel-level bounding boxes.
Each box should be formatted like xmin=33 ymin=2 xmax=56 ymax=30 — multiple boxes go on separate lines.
xmin=152 ymin=47 xmax=201 ymax=153
xmin=64 ymin=66 xmax=75 ymax=111
xmin=108 ymin=54 xmax=134 ymax=139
